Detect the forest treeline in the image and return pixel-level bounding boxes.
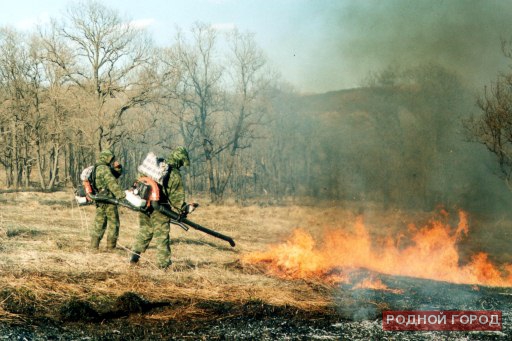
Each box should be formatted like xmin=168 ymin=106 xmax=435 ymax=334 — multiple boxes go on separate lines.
xmin=0 ymin=1 xmax=278 ymax=203
xmin=0 ymin=1 xmax=508 ymax=210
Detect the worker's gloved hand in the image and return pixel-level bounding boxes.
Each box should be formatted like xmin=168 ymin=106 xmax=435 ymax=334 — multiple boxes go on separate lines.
xmin=179 ymin=209 xmax=188 ymax=221
xmin=179 ymin=202 xmax=196 ymax=220
xmin=183 ymin=202 xmax=199 ymax=214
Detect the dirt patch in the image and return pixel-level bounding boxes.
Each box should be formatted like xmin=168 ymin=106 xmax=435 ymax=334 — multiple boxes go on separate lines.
xmin=113 ymin=292 xmax=148 ymax=314
xmin=57 ymin=292 xmax=172 ymax=323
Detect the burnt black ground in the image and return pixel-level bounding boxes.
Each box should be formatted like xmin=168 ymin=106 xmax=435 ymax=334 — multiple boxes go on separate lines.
xmin=2 ymin=272 xmax=512 ymax=340
xmin=0 ymin=313 xmax=510 ymax=340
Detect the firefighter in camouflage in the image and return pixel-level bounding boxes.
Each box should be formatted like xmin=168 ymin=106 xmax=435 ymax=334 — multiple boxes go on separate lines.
xmin=130 ymin=146 xmax=189 ymax=269
xmin=90 ymin=149 xmax=126 ymax=250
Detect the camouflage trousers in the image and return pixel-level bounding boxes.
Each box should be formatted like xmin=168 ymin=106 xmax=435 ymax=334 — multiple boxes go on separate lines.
xmin=132 ymin=211 xmax=172 ymax=269
xmin=90 ymin=203 xmax=120 ymax=249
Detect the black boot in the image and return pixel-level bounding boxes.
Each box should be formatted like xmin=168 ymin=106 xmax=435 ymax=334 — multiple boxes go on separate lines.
xmin=130 ymin=253 xmax=140 ymax=264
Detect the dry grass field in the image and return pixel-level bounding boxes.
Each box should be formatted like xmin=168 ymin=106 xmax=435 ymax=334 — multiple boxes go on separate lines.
xmin=0 ymin=191 xmax=344 ymax=324
xmin=2 ymin=190 xmax=512 ymax=339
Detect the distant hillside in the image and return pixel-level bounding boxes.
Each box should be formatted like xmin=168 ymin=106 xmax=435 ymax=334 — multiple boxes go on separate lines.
xmin=270 ymin=83 xmax=512 ymax=216
xmin=294 ymin=88 xmax=370 ymax=116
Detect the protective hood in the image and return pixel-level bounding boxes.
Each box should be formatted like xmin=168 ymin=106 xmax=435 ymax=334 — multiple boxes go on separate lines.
xmin=167 ymin=146 xmax=190 ymax=169
xmin=97 ymin=149 xmax=115 ymax=165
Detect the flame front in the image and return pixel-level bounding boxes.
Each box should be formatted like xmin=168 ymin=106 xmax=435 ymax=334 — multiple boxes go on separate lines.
xmin=352 ymin=277 xmax=404 ymax=294
xmin=242 ymin=211 xmax=512 ymax=287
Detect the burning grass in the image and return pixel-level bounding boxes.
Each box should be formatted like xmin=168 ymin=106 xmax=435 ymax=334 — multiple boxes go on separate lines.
xmin=242 ymin=209 xmax=512 ymax=287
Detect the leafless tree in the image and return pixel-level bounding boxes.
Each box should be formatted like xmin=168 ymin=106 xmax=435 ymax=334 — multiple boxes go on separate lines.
xmin=163 ymin=23 xmax=274 ymax=202
xmin=173 ymin=23 xmax=224 ymax=200
xmin=0 ymin=28 xmax=39 ymax=188
xmin=462 ymin=37 xmax=512 ymax=189
xmin=43 ymin=0 xmax=158 ymax=152
xmin=465 ymin=76 xmax=512 ymax=187
xmin=214 ymin=29 xmax=274 ymax=197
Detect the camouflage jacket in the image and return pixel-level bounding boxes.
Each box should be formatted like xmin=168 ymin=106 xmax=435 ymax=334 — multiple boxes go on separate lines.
xmin=94 ymin=150 xmax=126 ymax=200
xmin=164 ymin=147 xmax=188 ymax=211
xmin=165 ymin=167 xmax=185 ymax=212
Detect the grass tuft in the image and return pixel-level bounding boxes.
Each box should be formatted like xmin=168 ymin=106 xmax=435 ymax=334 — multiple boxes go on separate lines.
xmin=6 ymin=227 xmax=42 ymax=238
xmin=59 ymin=298 xmax=99 ymax=322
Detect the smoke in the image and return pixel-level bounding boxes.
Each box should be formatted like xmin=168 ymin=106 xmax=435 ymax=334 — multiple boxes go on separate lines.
xmin=292 ymin=0 xmax=512 ymax=92
xmin=283 ymin=60 xmax=512 ymax=222
xmin=263 ymin=1 xmax=512 ymax=225
xmin=264 ymin=0 xmax=512 ymax=222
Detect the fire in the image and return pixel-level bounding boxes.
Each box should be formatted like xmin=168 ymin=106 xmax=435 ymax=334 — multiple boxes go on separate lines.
xmin=352 ymin=278 xmax=404 ymax=294
xmin=242 ymin=210 xmax=512 ymax=287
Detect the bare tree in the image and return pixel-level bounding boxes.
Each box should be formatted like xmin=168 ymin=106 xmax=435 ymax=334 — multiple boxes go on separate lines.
xmin=465 ymin=76 xmax=512 ymax=187
xmin=164 ymin=23 xmax=274 ymax=202
xmin=0 ymin=28 xmax=38 ymax=188
xmin=217 ymin=29 xmax=273 ymax=198
xmin=43 ymin=0 xmax=157 ymax=152
xmin=170 ymin=23 xmax=225 ymax=201
xmin=462 ymin=36 xmax=512 ymax=189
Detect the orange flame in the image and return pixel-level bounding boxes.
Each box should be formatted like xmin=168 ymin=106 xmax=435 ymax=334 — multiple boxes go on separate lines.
xmin=242 ymin=211 xmax=512 ymax=287
xmin=352 ymin=278 xmax=404 ymax=294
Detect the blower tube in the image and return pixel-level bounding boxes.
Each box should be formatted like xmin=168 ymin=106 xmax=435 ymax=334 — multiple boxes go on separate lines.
xmin=151 ymin=201 xmax=236 ymax=247
xmin=88 ymin=194 xmax=235 ymax=247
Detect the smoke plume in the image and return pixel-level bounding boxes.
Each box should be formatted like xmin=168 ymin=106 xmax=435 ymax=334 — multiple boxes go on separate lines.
xmin=292 ymin=0 xmax=512 ymax=91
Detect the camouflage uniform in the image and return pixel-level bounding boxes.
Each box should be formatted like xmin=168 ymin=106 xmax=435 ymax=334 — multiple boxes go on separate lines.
xmin=131 ymin=147 xmax=188 ymax=269
xmin=90 ymin=149 xmax=126 ymax=250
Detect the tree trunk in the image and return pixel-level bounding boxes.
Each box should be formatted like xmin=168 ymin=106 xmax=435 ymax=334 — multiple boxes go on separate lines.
xmin=202 ymin=138 xmax=218 ymax=202
xmin=36 ymin=142 xmax=48 ymax=190
xmin=12 ymin=120 xmax=19 ymax=189
xmin=48 ymin=143 xmax=60 ymax=190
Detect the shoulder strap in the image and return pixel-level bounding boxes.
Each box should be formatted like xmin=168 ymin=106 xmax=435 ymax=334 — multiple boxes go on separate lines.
xmin=91 ymin=164 xmax=98 ymax=193
xmin=161 ymin=167 xmax=172 ymax=206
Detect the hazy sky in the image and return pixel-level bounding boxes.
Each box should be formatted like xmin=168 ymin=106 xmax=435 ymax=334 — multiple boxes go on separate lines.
xmin=1 ymin=0 xmax=512 ymax=93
